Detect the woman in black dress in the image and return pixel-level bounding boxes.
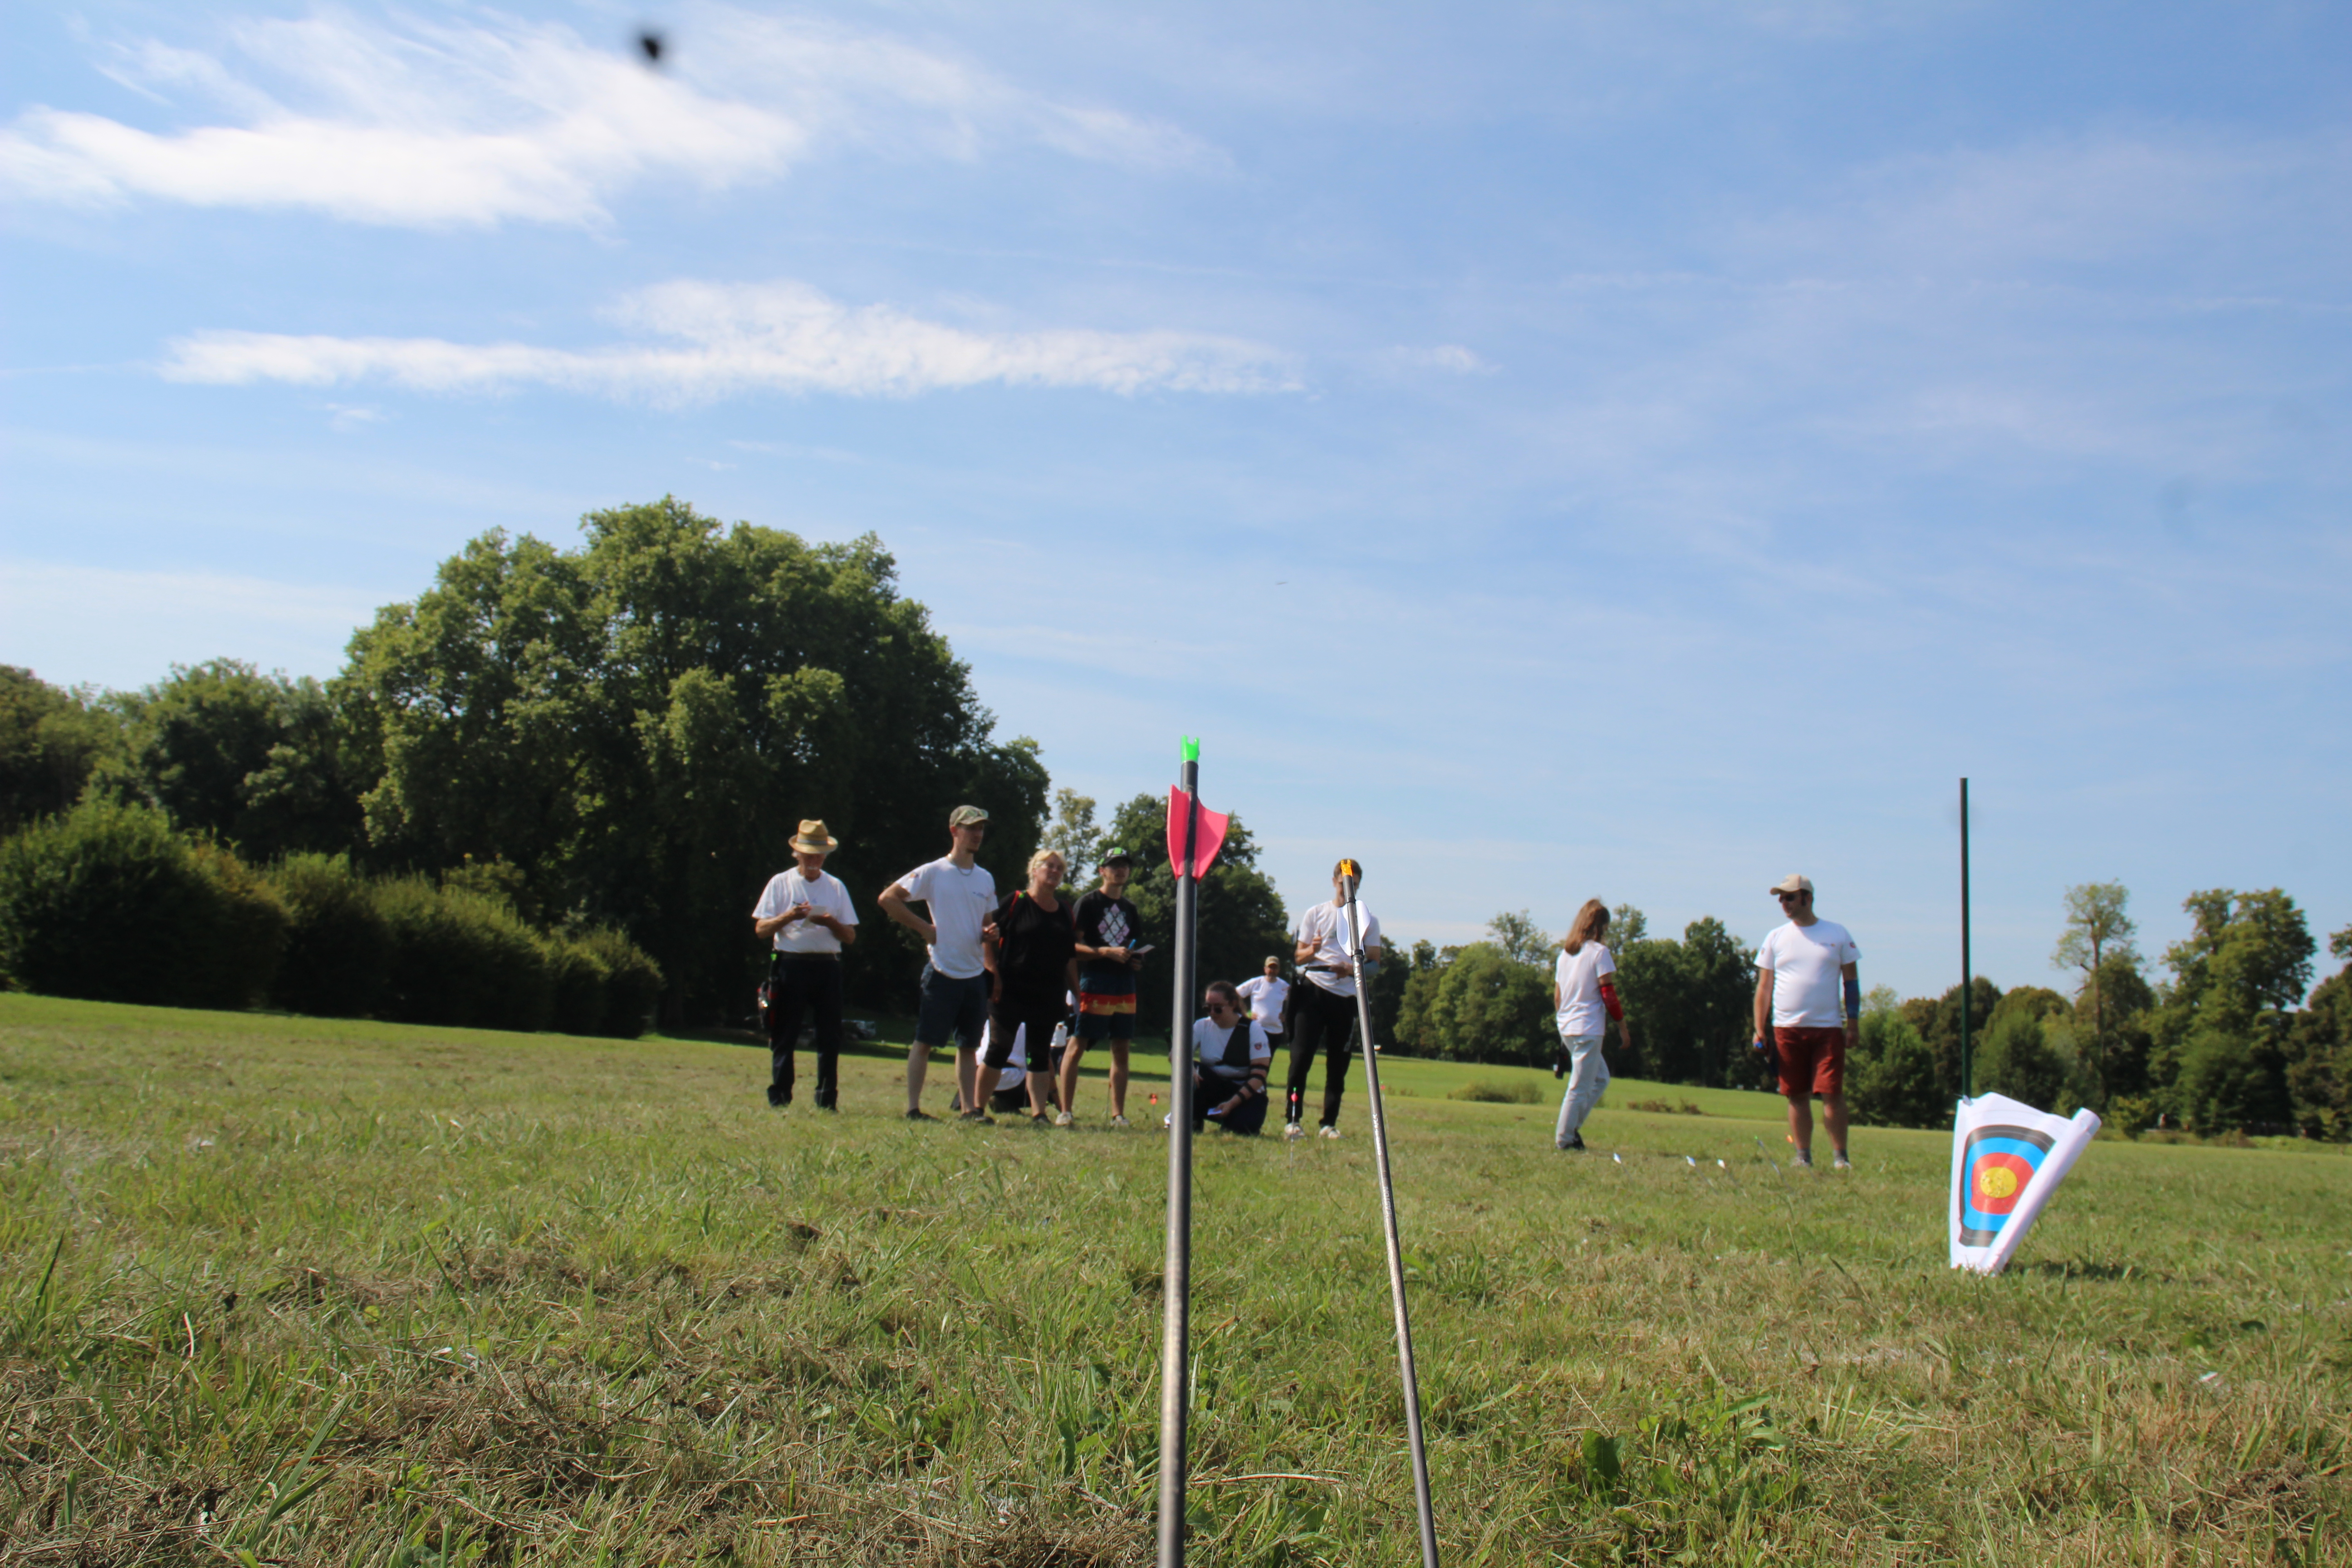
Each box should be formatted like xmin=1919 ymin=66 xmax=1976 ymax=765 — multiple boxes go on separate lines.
xmin=969 ymin=848 xmax=1078 ymax=1123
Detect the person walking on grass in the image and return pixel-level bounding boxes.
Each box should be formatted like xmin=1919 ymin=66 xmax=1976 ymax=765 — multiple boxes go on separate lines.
xmin=1753 ymin=874 xmax=1861 ymax=1170
xmin=971 ymin=848 xmax=1078 ymax=1125
xmin=1059 ymin=847 xmax=1148 ymax=1127
xmin=1236 ymin=955 xmax=1289 ymax=1067
xmin=878 ymin=805 xmax=997 ymax=1122
xmin=1552 ymin=899 xmax=1632 ymax=1152
xmin=1284 ymin=861 xmax=1383 ymax=1141
xmin=1191 ymin=980 xmax=1273 ymax=1136
xmin=751 ymin=819 xmax=859 ymax=1111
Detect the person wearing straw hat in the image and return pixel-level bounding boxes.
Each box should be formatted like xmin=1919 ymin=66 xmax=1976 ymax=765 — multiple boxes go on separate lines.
xmin=751 ymin=819 xmax=859 ymax=1110
xmin=1754 ymin=874 xmax=1861 ymax=1170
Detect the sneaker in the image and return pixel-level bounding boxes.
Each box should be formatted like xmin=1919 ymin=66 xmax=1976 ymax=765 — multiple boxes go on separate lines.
xmin=1029 ymin=1113 xmax=1052 ymax=1127
xmin=1832 ymin=1153 xmax=1853 ymax=1170
xmin=1558 ymin=1132 xmax=1587 ymax=1152
xmin=1109 ymin=1114 xmax=1130 ymax=1129
xmin=1283 ymin=1122 xmax=1304 ymax=1141
xmin=1793 ymin=1150 xmax=1813 ymax=1168
xmin=1054 ymin=1110 xmax=1074 ymax=1127
xmin=958 ymin=1109 xmax=995 ymax=1125
xmin=904 ymin=1108 xmax=936 ymax=1122
xmin=1319 ymin=1125 xmax=1342 ymax=1140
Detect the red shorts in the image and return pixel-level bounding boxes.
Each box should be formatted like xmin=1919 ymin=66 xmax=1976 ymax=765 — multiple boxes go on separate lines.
xmin=1773 ymin=1026 xmax=1847 ymax=1098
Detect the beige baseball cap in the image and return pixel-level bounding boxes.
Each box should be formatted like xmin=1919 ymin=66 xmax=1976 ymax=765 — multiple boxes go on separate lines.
xmin=1768 ymin=874 xmax=1814 ymax=897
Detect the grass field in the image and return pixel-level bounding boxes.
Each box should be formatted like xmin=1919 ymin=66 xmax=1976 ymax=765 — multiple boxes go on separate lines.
xmin=2 ymin=995 xmax=2347 ymax=1566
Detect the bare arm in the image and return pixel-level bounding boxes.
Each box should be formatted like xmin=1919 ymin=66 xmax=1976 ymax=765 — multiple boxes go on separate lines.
xmin=1842 ymin=960 xmax=1860 ymax=1044
xmin=1753 ymin=967 xmax=1775 ymax=1041
xmin=877 ymin=882 xmax=936 ymax=946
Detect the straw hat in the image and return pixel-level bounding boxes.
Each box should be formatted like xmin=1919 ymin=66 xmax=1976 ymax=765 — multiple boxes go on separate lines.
xmin=790 ymin=819 xmax=840 ymax=854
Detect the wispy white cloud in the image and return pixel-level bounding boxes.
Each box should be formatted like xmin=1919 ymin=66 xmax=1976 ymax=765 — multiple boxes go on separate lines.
xmin=1381 ymin=344 xmax=1496 ymax=376
xmin=158 ymin=278 xmax=1300 ymax=400
xmin=0 ymin=4 xmax=1214 ymax=228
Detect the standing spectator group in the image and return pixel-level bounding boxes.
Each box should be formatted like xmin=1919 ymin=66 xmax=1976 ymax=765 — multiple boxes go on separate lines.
xmin=753 ymin=810 xmax=1865 ymax=1166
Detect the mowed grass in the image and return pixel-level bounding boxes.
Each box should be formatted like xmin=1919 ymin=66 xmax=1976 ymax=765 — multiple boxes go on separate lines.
xmin=2 ymin=995 xmax=2347 ymax=1567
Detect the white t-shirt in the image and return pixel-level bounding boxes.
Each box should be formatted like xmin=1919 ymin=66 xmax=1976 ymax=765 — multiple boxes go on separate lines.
xmin=1236 ymin=974 xmax=1289 ymax=1032
xmin=1757 ymin=918 xmax=1860 ymax=1028
xmin=894 ymin=857 xmax=998 ymax=980
xmin=1191 ymin=1017 xmax=1272 ymax=1083
xmin=1295 ymin=901 xmax=1382 ymax=998
xmin=1553 ymin=942 xmax=1617 ymax=1039
xmin=751 ymin=868 xmax=859 ymax=955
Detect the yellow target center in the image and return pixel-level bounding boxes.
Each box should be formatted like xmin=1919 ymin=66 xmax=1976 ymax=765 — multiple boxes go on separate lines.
xmin=1978 ymin=1166 xmax=2019 ymax=1200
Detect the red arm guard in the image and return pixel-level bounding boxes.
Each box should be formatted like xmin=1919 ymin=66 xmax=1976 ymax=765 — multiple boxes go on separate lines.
xmin=1599 ymin=980 xmax=1624 ymax=1022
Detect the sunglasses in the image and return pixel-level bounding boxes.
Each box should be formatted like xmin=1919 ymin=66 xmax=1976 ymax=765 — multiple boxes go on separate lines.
xmin=1776 ymin=891 xmax=1805 ymax=902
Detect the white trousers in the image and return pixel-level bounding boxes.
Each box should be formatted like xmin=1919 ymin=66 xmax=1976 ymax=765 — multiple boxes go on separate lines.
xmin=1554 ymin=1033 xmax=1608 ymax=1146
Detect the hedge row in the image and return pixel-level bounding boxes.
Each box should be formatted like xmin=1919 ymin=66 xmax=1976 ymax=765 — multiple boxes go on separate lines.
xmin=0 ymin=802 xmax=661 ymax=1037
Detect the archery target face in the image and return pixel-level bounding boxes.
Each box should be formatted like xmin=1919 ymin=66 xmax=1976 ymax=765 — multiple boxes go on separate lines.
xmin=1956 ymin=1124 xmax=2054 ymax=1245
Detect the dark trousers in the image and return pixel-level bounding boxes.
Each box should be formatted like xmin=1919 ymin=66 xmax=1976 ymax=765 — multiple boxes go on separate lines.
xmin=1195 ymin=1080 xmax=1270 ymax=1135
xmin=767 ymin=954 xmax=843 ymax=1107
xmin=1285 ymin=983 xmax=1360 ymax=1128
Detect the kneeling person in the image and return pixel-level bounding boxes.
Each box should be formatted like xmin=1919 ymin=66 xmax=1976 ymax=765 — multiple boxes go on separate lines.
xmin=1192 ymin=981 xmax=1272 ymax=1136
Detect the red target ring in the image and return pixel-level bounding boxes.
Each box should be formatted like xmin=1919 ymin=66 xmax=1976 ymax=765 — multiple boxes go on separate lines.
xmin=1970 ymin=1151 xmax=2035 ymax=1215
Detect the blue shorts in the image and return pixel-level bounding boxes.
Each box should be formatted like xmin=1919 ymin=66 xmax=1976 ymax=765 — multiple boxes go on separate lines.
xmin=916 ymin=966 xmax=990 ymax=1052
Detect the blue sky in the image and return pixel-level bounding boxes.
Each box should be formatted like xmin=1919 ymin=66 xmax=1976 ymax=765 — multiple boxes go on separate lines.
xmin=4 ymin=0 xmax=2347 ymax=1000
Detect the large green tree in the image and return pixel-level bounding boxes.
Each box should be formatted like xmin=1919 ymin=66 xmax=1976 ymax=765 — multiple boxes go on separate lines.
xmin=2152 ymin=888 xmax=2315 ymax=1134
xmin=1098 ymin=790 xmax=1290 ymax=1040
xmin=1611 ymin=917 xmax=1755 ymax=1086
xmin=2050 ymin=881 xmax=2139 ymax=1103
xmin=342 ymin=499 xmax=1047 ymax=1020
xmin=98 ymin=660 xmax=365 ymax=861
xmin=1900 ymin=977 xmax=2003 ymax=1102
xmin=1392 ymin=941 xmax=1554 ymax=1063
xmin=2282 ymin=926 xmax=2352 ymax=1139
xmin=0 ymin=667 xmax=118 ymax=833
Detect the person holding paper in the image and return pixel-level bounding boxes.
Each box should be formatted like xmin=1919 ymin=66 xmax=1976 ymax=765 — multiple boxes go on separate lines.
xmin=1060 ymin=847 xmax=1148 ymax=1126
xmin=750 ymin=819 xmax=859 ymax=1110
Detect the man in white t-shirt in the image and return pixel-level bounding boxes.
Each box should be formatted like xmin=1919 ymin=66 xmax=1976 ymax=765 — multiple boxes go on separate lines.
xmin=1284 ymin=862 xmax=1383 ymax=1141
xmin=750 ymin=818 xmax=860 ymax=1110
xmin=1235 ymin=956 xmax=1289 ymax=1061
xmin=878 ymin=805 xmax=997 ymax=1122
xmin=1752 ymin=874 xmax=1861 ymax=1170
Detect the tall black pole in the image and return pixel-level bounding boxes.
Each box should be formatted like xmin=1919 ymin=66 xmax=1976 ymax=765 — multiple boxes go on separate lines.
xmin=1156 ymin=740 xmax=1203 ymax=1568
xmin=1960 ymin=777 xmax=1972 ymax=1100
xmin=1339 ymin=864 xmax=1439 ymax=1568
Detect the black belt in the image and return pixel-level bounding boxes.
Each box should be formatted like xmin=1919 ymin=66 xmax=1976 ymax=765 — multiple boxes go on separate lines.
xmin=773 ymin=951 xmax=842 ymax=962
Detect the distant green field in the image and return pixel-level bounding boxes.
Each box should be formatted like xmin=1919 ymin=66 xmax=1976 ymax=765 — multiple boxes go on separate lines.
xmin=3 ymin=993 xmax=2346 ymax=1565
